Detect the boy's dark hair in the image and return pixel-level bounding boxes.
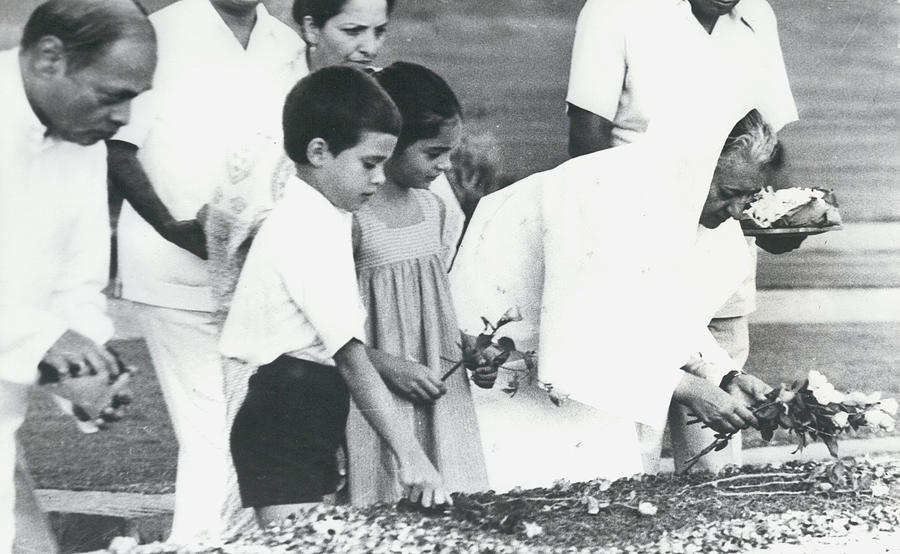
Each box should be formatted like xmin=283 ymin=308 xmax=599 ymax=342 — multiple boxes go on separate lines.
xmin=373 ymin=62 xmax=462 ymax=152
xmin=283 ymin=66 xmax=401 ymax=164
xmin=21 ymin=0 xmax=154 ymax=72
xmin=292 ymin=0 xmax=397 ymax=28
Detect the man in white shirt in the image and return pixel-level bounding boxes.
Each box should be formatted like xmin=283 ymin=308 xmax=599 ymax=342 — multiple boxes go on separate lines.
xmin=106 ymin=0 xmax=306 ymax=542
xmin=0 ymin=2 xmax=155 ymax=552
xmin=566 ymin=0 xmax=800 ymax=472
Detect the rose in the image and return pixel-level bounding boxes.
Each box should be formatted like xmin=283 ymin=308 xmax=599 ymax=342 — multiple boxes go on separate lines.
xmin=864 ymin=409 xmax=896 ymax=431
xmin=878 ymin=397 xmax=898 ymax=416
xmin=806 ymin=372 xmax=844 ymax=405
xmin=831 ymin=412 xmax=849 ymax=428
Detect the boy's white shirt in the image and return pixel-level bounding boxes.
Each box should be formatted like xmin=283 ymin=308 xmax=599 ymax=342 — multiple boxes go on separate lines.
xmin=219 ymin=176 xmax=367 ymax=367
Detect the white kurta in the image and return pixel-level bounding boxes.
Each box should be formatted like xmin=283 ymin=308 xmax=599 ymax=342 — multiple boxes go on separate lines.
xmin=0 ymin=48 xmax=113 ymax=554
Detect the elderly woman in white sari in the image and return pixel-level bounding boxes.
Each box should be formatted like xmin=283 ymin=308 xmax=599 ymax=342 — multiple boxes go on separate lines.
xmin=450 ymin=91 xmax=776 ymax=491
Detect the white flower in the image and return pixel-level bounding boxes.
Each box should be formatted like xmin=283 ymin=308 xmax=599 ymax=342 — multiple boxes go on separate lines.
xmin=311 ymin=517 xmax=346 ymax=535
xmin=871 ymin=482 xmax=890 ymax=497
xmin=864 ymin=409 xmax=896 ymax=431
xmin=831 ymin=412 xmax=850 ymax=428
xmin=638 ymin=502 xmax=658 ymax=516
xmin=523 ymin=521 xmax=543 ymax=538
xmin=809 ymin=382 xmax=845 ymax=405
xmin=807 ymin=370 xmax=830 ymax=389
xmin=878 ymin=397 xmax=898 ymax=416
xmin=501 ymin=306 xmax=523 ymax=323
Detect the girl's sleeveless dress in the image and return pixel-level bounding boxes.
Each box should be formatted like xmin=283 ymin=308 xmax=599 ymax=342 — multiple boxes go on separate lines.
xmin=347 ymin=188 xmax=489 ymax=506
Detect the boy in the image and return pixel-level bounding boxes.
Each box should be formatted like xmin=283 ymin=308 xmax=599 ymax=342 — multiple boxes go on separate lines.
xmin=219 ymin=66 xmax=448 ymax=525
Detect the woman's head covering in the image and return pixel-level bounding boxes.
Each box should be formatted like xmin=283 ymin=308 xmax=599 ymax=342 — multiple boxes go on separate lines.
xmin=450 ymin=75 xmax=757 ymax=427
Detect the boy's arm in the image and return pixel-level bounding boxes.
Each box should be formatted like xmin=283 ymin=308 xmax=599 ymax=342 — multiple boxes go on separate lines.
xmin=334 ymin=339 xmax=450 ymax=507
xmin=366 ymin=346 xmax=446 ymax=404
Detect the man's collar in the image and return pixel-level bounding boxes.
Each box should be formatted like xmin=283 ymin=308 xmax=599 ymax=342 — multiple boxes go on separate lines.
xmin=674 ymin=0 xmax=757 ymax=33
xmin=5 ymin=49 xmax=50 ymax=144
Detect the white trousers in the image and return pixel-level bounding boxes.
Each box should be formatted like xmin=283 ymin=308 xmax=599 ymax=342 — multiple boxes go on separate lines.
xmin=136 ymin=304 xmax=228 ymax=544
xmin=0 ymin=381 xmax=30 ymax=554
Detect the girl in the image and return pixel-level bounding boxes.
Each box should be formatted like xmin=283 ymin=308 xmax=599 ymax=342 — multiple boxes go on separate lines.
xmin=346 ymin=62 xmax=490 ymax=505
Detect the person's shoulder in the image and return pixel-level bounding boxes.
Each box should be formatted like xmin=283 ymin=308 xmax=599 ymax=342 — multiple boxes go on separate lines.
xmin=579 ymin=0 xmax=638 ymax=20
xmin=262 ymin=11 xmax=306 ymax=48
xmin=735 ymin=0 xmax=779 ymax=31
xmin=149 ymin=0 xmax=197 ymax=25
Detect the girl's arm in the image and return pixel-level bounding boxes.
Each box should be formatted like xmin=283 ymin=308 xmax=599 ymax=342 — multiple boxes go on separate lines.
xmin=366 ymin=347 xmax=446 ymax=403
xmin=333 ymin=339 xmax=450 ymax=507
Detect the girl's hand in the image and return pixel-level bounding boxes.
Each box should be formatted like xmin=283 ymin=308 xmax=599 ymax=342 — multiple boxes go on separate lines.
xmin=469 ymin=365 xmax=498 ymax=389
xmin=397 ymin=449 xmax=452 ymax=508
xmin=383 ymin=359 xmax=446 ymax=403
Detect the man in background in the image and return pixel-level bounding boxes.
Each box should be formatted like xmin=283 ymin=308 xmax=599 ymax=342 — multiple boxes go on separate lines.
xmin=566 ymin=0 xmax=800 ymax=472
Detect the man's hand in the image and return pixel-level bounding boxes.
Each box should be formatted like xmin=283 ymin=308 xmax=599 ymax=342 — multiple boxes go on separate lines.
xmin=756 ymin=234 xmax=805 ymax=254
xmin=724 ymin=373 xmax=772 ymax=408
xmin=40 ymin=330 xmax=120 ymax=383
xmin=382 ymin=359 xmax=446 ymax=404
xmin=397 ymin=448 xmax=451 ymax=508
xmin=673 ymin=374 xmax=757 ymax=435
xmin=161 ymin=219 xmax=208 ymax=259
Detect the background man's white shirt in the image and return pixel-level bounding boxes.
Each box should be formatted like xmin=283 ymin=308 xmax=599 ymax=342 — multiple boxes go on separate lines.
xmin=115 ymin=0 xmax=307 ymax=312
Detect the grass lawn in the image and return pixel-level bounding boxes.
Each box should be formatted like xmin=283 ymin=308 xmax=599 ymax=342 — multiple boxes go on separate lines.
xmin=20 ymin=323 xmax=900 ymax=493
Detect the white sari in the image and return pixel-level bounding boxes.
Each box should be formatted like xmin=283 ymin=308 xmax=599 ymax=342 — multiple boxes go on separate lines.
xmin=450 ymin=84 xmax=756 ymax=491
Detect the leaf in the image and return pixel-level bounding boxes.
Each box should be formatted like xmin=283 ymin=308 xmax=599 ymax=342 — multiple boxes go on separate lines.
xmin=822 ymin=434 xmax=840 ymax=458
xmin=497 ymin=336 xmax=517 ymax=352
xmin=480 ymin=317 xmax=494 ymax=333
xmin=475 ymin=333 xmax=493 ymax=349
xmin=761 ymin=427 xmax=774 ymax=442
xmin=524 ymin=352 xmax=537 ymax=370
xmin=502 ymin=387 xmax=518 ymax=397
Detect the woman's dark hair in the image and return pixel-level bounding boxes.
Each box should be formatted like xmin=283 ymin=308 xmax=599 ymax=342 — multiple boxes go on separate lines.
xmin=292 ymin=0 xmax=397 ymax=28
xmin=283 ymin=65 xmax=401 ymax=164
xmin=373 ymin=62 xmax=462 ymax=152
xmin=21 ymin=0 xmax=153 ymax=72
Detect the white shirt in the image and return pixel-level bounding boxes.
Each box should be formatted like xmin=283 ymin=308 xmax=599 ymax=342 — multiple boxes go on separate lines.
xmin=566 ymin=0 xmax=798 ymax=317
xmin=219 ymin=177 xmax=367 ymax=367
xmin=0 ymin=49 xmax=114 ymax=384
xmin=115 ymin=0 xmax=307 ymax=312
xmin=567 ymin=0 xmax=798 ymax=146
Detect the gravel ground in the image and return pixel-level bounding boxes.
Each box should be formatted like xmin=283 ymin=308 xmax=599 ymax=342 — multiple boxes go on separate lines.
xmin=100 ymin=457 xmax=900 ymax=554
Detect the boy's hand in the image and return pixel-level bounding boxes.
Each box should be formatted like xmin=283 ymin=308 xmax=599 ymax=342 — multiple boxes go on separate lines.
xmin=383 ymin=359 xmax=446 ymax=404
xmin=398 ymin=449 xmax=452 ymax=508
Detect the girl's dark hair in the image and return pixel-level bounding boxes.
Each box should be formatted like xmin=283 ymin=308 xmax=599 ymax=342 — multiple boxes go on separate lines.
xmin=283 ymin=66 xmax=401 ymax=164
xmin=373 ymin=62 xmax=462 ymax=152
xmin=292 ymin=0 xmax=397 ymax=28
xmin=21 ymin=0 xmax=153 ymax=72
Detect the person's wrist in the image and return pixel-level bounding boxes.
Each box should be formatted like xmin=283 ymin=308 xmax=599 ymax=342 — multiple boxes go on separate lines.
xmin=719 ymin=369 xmax=746 ymax=391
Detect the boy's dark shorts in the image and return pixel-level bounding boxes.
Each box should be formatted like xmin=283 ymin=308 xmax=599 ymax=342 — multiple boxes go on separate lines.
xmin=230 ymin=355 xmax=350 ymax=508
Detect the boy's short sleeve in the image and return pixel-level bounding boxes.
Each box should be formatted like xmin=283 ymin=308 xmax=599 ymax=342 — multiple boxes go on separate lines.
xmin=566 ymin=0 xmax=628 ymax=120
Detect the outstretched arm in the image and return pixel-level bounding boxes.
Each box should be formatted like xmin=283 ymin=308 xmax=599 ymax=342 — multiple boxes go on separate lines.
xmin=107 ymin=140 xmax=207 ymax=259
xmin=334 ymin=339 xmax=450 ymax=507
